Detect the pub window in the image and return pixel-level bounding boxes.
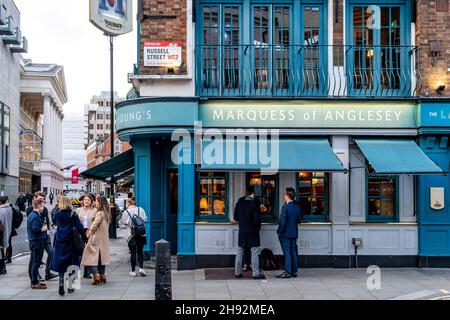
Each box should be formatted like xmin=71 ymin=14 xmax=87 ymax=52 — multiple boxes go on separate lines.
xmin=367 ymin=165 xmax=398 ymax=222
xmin=247 ymin=172 xmax=278 ymax=221
xmin=297 ymin=172 xmax=328 ymax=222
xmin=197 ymin=172 xmax=228 ymax=221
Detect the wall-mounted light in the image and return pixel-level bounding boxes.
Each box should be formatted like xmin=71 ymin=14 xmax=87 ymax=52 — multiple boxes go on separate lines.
xmin=430 ymin=40 xmax=442 ymax=66
xmin=436 ymin=84 xmax=446 ymax=95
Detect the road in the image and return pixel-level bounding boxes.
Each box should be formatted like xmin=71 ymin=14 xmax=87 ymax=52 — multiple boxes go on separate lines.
xmin=9 ymin=212 xmax=29 ymax=258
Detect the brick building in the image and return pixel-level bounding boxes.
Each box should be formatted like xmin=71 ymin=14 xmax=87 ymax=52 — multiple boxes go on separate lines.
xmin=117 ymin=0 xmax=450 ymax=268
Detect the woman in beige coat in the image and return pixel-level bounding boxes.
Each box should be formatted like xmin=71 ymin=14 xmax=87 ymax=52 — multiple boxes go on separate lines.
xmin=76 ymin=194 xmax=96 ymax=279
xmin=81 ymin=196 xmax=111 ymax=285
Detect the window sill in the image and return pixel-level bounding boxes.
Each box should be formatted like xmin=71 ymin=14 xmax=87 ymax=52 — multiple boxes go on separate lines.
xmin=195 ymin=221 xmax=332 ymax=226
xmin=350 ymin=222 xmax=417 ymax=226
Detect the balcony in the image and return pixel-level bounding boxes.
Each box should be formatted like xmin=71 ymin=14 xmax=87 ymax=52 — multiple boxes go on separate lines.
xmin=196 ymin=44 xmax=421 ymax=98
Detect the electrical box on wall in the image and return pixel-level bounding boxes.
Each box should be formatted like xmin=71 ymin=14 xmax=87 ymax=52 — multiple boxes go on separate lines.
xmin=430 ymin=187 xmax=445 ymax=210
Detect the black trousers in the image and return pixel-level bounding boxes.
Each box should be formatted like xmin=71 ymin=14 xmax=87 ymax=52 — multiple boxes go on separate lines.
xmin=5 ymin=234 xmax=12 ymax=262
xmin=128 ymin=236 xmax=146 ymax=271
xmin=44 ymin=237 xmax=53 ymax=276
xmin=28 ymin=240 xmax=45 ymax=285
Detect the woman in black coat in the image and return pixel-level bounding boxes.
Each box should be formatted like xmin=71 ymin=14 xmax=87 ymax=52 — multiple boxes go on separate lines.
xmin=50 ymin=196 xmax=86 ymax=296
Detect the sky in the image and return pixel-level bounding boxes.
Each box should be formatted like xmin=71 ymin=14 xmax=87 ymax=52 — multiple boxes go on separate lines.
xmin=15 ymin=0 xmax=137 ymax=115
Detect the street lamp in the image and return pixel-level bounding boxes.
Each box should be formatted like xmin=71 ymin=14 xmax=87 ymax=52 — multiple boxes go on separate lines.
xmin=89 ymin=0 xmax=133 ymax=238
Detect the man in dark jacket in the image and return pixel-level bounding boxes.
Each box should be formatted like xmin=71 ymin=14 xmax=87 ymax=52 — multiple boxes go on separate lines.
xmin=26 ymin=191 xmax=58 ymax=281
xmin=277 ymin=188 xmax=302 ymax=279
xmin=234 ymin=186 xmax=263 ymax=279
xmin=15 ymin=194 xmax=26 ymax=212
xmin=27 ymin=199 xmax=48 ymax=289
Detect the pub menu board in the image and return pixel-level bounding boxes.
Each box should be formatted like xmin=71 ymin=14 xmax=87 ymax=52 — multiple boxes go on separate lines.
xmin=143 ymin=41 xmax=183 ymax=67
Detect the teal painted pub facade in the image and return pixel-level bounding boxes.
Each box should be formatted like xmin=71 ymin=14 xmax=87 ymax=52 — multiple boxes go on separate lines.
xmin=119 ymin=0 xmax=450 ymax=269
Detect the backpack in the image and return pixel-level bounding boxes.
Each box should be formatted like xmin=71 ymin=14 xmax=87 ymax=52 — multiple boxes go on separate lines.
xmin=125 ymin=208 xmax=146 ymax=237
xmin=11 ymin=206 xmax=23 ymax=229
xmin=259 ymin=248 xmax=279 ymax=270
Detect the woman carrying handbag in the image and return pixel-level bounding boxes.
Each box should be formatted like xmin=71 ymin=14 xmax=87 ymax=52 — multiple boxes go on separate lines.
xmin=50 ymin=196 xmax=87 ymax=296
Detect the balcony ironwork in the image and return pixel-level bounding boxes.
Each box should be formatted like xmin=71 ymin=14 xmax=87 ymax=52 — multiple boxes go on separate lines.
xmin=196 ymin=44 xmax=422 ymax=98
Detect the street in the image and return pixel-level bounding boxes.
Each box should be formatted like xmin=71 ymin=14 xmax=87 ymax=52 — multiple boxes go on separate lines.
xmin=9 ymin=215 xmax=28 ymax=258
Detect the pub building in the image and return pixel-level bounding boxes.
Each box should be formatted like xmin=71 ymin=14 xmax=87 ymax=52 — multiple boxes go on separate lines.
xmin=83 ymin=0 xmax=450 ymax=269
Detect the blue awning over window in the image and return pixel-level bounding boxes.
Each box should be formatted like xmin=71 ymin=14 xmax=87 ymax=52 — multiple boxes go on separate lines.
xmin=355 ymin=139 xmax=444 ymax=174
xmin=200 ymin=138 xmax=345 ymax=172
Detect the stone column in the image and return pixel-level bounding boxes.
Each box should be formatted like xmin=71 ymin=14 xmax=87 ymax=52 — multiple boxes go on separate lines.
xmin=43 ymin=95 xmax=52 ymax=159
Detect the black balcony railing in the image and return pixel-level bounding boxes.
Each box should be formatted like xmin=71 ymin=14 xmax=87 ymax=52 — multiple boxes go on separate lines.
xmin=196 ymin=44 xmax=422 ymax=98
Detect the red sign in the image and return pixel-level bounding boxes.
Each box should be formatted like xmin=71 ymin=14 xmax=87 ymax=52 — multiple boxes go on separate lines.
xmin=72 ymin=168 xmax=79 ymax=184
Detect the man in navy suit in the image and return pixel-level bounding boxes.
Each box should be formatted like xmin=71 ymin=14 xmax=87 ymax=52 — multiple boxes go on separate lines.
xmin=277 ymin=188 xmax=302 ymax=278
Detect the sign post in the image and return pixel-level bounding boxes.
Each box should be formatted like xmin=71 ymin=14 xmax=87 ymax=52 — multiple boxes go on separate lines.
xmin=89 ymin=0 xmax=133 ymax=239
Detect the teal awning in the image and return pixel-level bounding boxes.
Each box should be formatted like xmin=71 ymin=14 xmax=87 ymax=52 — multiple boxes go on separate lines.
xmin=355 ymin=139 xmax=444 ymax=174
xmin=200 ymin=138 xmax=344 ymax=172
xmin=79 ymin=149 xmax=134 ymax=181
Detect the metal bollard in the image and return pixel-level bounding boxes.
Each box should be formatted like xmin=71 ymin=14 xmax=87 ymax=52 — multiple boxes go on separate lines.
xmin=155 ymin=239 xmax=172 ymax=300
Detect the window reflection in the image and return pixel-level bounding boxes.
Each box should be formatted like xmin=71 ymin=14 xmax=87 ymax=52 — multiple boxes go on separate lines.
xmin=199 ymin=172 xmax=226 ymax=217
xmin=298 ymin=172 xmax=326 ymax=218
xmin=247 ymin=172 xmax=277 ymax=219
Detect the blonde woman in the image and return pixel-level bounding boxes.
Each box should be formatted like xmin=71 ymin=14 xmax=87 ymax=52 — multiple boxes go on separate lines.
xmin=50 ymin=196 xmax=86 ymax=295
xmin=77 ymin=194 xmax=96 ymax=278
xmin=81 ymin=196 xmax=111 ymax=285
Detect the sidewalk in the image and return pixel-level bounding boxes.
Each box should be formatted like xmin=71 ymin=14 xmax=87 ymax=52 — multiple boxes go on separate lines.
xmin=2 ymin=229 xmax=450 ymax=300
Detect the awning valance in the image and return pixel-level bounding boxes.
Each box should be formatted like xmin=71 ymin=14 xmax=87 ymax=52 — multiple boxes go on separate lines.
xmin=79 ymin=149 xmax=134 ymax=181
xmin=355 ymin=139 xmax=444 ymax=174
xmin=200 ymin=138 xmax=345 ymax=172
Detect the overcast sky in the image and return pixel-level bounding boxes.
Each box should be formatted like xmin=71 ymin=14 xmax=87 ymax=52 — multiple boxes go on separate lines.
xmin=15 ymin=0 xmax=137 ymax=115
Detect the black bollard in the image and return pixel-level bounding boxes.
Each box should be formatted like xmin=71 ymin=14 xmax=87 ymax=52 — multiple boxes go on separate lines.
xmin=155 ymin=239 xmax=172 ymax=300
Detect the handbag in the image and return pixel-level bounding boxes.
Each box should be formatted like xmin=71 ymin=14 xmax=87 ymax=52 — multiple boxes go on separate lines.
xmin=71 ymin=212 xmax=84 ymax=251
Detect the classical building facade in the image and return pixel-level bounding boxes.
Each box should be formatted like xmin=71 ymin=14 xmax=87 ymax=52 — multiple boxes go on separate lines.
xmin=0 ymin=0 xmax=27 ymax=201
xmin=20 ymin=59 xmax=68 ymax=196
xmin=117 ymin=0 xmax=450 ymax=268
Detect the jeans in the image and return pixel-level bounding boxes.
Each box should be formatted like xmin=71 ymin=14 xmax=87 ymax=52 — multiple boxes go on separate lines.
xmin=128 ymin=237 xmax=145 ymax=272
xmin=235 ymin=247 xmax=261 ymax=277
xmin=44 ymin=237 xmax=53 ymax=276
xmin=28 ymin=240 xmax=45 ymax=285
xmin=279 ymin=237 xmax=298 ymax=274
xmin=90 ymin=255 xmax=106 ymax=275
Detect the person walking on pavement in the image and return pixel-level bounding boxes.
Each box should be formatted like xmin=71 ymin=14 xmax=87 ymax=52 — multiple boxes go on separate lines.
xmin=51 ymin=196 xmax=87 ymax=296
xmin=81 ymin=196 xmax=111 ymax=285
xmin=77 ymin=194 xmax=96 ymax=278
xmin=5 ymin=200 xmax=24 ymax=264
xmin=15 ymin=194 xmax=26 ymax=213
xmin=234 ymin=186 xmax=263 ymax=279
xmin=0 ymin=196 xmax=13 ymax=275
xmin=27 ymin=199 xmax=48 ymax=289
xmin=26 ymin=192 xmax=58 ymax=281
xmin=119 ymin=197 xmax=148 ymax=277
xmin=26 ymin=192 xmax=33 ymax=208
xmin=49 ymin=193 xmax=54 ymax=206
xmin=276 ymin=188 xmax=303 ymax=279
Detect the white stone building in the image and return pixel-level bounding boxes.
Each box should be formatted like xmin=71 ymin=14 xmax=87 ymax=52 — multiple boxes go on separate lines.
xmin=20 ymin=58 xmax=68 ymax=196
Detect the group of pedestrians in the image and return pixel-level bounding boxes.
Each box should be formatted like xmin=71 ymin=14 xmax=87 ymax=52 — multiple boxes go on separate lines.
xmin=24 ymin=190 xmax=148 ymax=296
xmin=234 ymin=187 xmax=303 ymax=279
